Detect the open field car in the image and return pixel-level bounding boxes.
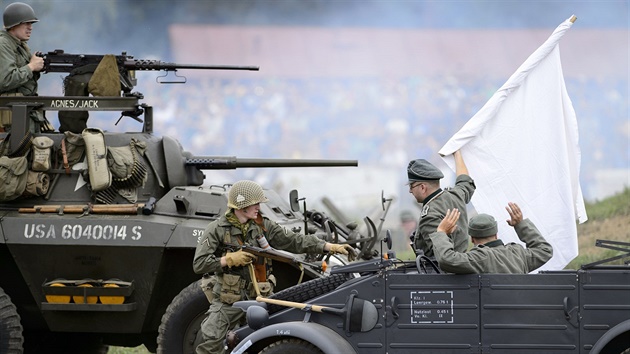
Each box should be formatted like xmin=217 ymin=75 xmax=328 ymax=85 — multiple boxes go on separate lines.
xmin=229 ymin=237 xmax=630 ymax=354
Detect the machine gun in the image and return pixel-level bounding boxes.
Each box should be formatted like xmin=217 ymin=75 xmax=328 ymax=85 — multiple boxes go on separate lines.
xmin=37 ymin=49 xmax=259 ymax=92
xmin=34 ymin=49 xmax=260 ymax=134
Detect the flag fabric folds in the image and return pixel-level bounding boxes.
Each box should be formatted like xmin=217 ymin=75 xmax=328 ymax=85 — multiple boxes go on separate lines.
xmin=439 ymin=16 xmax=587 ymax=271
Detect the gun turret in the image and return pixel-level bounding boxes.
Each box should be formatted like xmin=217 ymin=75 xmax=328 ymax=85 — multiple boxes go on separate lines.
xmin=180 ymin=156 xmax=357 ymax=187
xmin=186 ymin=157 xmax=358 ymax=169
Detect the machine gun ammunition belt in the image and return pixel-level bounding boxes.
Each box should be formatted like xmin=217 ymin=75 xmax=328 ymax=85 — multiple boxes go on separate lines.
xmin=110 ymin=141 xmax=147 ymax=189
xmin=112 ymin=159 xmax=147 ymax=189
xmin=4 ymin=132 xmax=32 ymax=158
xmin=95 ymin=186 xmax=118 ymax=205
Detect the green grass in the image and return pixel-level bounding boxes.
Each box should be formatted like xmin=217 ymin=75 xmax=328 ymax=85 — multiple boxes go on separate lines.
xmin=565 ymin=187 xmax=630 ymax=270
xmin=583 ymin=187 xmax=630 ymax=220
xmin=107 ymin=345 xmax=152 ymax=353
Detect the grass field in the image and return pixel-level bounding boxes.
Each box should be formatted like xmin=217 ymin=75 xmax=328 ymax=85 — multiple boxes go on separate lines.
xmin=566 ymin=187 xmax=630 ymax=269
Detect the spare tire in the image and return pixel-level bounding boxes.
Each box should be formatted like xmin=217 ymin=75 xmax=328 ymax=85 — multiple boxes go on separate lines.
xmin=267 ymin=273 xmax=352 ymax=314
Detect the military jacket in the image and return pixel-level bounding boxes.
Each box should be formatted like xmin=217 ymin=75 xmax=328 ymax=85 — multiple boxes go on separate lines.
xmin=0 ymin=30 xmax=39 ymax=95
xmin=414 ymin=174 xmax=475 ymax=257
xmin=193 ymin=213 xmax=325 ymax=282
xmin=429 ymin=219 xmax=553 ymax=274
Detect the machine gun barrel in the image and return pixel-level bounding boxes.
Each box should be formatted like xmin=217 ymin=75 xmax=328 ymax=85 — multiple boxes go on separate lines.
xmin=123 ymin=60 xmax=258 ymax=71
xmin=186 ymin=157 xmax=358 ymax=170
xmin=38 ymin=50 xmax=259 ymax=73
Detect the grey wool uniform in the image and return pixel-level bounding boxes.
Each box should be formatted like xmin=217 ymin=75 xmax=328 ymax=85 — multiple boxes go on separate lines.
xmin=192 ymin=212 xmax=326 ymax=354
xmin=414 ymin=174 xmax=476 ymax=257
xmin=429 ymin=218 xmax=553 ymax=274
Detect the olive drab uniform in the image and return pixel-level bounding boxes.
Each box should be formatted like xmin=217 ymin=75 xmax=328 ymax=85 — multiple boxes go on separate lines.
xmin=193 ymin=212 xmax=326 ymax=354
xmin=429 ymin=219 xmax=553 ymax=274
xmin=414 ymin=174 xmax=476 ymax=257
xmin=0 ymin=30 xmax=48 ymax=132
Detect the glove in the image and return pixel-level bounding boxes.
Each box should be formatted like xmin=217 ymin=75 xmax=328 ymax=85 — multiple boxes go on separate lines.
xmin=224 ymin=250 xmax=256 ymax=268
xmin=329 ymin=244 xmax=357 ymax=262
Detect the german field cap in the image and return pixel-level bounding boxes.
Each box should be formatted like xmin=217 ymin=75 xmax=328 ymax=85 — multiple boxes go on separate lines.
xmin=407 ymin=159 xmax=444 ymax=183
xmin=468 ymin=214 xmax=498 ymax=238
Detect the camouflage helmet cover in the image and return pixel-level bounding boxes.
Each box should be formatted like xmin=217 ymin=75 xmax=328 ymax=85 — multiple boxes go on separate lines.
xmin=227 ymin=180 xmax=269 ymax=210
xmin=4 ymin=2 xmax=38 ymax=29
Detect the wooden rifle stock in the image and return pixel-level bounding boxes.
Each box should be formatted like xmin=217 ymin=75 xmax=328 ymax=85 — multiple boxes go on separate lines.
xmin=225 ymin=244 xmax=302 ymax=265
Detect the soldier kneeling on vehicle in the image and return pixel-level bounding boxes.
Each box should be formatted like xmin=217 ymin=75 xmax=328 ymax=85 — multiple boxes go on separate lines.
xmin=429 ymin=202 xmax=553 ymax=274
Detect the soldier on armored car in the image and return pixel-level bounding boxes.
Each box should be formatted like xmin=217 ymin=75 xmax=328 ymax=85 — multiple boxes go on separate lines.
xmin=0 ymin=2 xmax=51 ymax=133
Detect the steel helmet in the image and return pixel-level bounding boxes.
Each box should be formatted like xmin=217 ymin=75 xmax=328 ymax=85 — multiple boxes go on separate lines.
xmin=3 ymin=2 xmax=38 ymax=29
xmin=227 ymin=180 xmax=269 ymax=210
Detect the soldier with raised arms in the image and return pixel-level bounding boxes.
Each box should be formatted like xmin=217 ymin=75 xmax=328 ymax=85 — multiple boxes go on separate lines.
xmin=430 ymin=202 xmax=553 ymax=274
xmin=408 ymin=150 xmax=476 ymax=258
xmin=193 ymin=180 xmax=355 ymax=354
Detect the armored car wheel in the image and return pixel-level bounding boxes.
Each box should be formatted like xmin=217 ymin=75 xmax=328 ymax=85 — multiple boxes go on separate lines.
xmin=267 ymin=273 xmax=352 ymax=314
xmin=261 ymin=338 xmax=323 ymax=354
xmin=157 ymin=279 xmax=208 ymax=354
xmin=0 ymin=287 xmax=23 ymax=354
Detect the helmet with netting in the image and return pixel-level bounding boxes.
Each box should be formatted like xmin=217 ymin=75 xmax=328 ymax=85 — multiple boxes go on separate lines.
xmin=3 ymin=2 xmax=38 ymax=29
xmin=227 ymin=180 xmax=269 ymax=210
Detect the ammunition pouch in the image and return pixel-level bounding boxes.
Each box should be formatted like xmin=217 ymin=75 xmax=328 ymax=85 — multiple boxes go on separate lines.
xmin=0 ymin=93 xmax=21 ymax=128
xmin=23 ymin=170 xmax=49 ymax=197
xmin=82 ymin=128 xmax=111 ymax=192
xmin=247 ymin=281 xmax=272 ymax=298
xmin=0 ymin=155 xmax=28 ymax=201
xmin=247 ymin=274 xmax=276 ymax=298
xmin=60 ymin=131 xmax=85 ymax=170
xmin=31 ymin=136 xmax=54 ymax=172
xmin=200 ymin=273 xmax=217 ymax=303
xmin=219 ymin=273 xmax=244 ymax=305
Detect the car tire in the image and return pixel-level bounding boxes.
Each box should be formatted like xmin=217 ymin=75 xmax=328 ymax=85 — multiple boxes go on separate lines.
xmin=261 ymin=338 xmax=323 ymax=354
xmin=267 ymin=273 xmax=352 ymax=314
xmin=0 ymin=287 xmax=23 ymax=354
xmin=157 ymin=280 xmax=208 ymax=354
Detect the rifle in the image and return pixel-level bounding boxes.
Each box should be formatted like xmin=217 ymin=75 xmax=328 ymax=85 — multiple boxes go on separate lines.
xmin=224 ymin=243 xmax=326 ymax=271
xmin=37 ymin=49 xmax=260 ymax=92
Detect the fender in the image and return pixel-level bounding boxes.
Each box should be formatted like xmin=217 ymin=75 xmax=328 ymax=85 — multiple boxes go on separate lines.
xmin=589 ymin=319 xmax=630 ymax=354
xmin=230 ymin=321 xmax=357 ymax=354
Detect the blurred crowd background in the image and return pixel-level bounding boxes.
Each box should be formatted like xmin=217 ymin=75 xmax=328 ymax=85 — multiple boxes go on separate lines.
xmin=27 ymin=0 xmax=628 ymax=230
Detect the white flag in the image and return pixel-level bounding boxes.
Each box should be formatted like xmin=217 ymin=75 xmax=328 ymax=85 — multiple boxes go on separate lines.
xmin=439 ymin=16 xmax=587 ymax=271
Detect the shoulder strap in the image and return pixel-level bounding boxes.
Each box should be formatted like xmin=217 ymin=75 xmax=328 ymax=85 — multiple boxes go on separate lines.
xmin=223 ymin=226 xmax=244 ymax=245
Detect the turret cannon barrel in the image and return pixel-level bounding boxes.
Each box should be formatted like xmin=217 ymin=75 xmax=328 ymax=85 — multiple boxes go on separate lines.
xmin=186 ymin=157 xmax=358 ymax=169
